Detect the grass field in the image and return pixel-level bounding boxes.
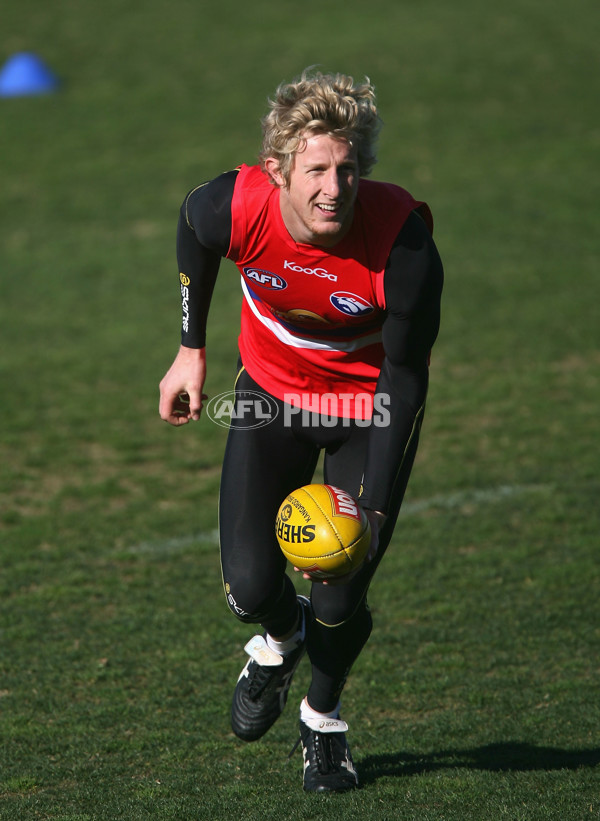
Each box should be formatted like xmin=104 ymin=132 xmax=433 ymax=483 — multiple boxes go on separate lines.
xmin=1 ymin=0 xmax=599 ymax=818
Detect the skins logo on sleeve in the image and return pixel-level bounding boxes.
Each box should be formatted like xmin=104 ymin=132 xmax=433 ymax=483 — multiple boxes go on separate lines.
xmin=180 ymin=273 xmax=190 ymax=332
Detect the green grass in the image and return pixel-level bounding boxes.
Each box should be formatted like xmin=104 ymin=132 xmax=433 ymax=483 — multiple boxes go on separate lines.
xmin=1 ymin=0 xmax=599 ymax=818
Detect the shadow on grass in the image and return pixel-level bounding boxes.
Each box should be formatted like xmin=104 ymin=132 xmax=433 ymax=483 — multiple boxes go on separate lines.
xmin=359 ymin=743 xmax=600 ymax=785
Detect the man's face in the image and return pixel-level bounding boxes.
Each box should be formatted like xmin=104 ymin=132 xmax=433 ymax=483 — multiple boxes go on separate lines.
xmin=266 ymin=133 xmax=359 ymax=248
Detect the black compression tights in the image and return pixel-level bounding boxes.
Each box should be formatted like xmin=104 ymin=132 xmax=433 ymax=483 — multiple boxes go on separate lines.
xmin=218 ymin=367 xmax=419 ymax=713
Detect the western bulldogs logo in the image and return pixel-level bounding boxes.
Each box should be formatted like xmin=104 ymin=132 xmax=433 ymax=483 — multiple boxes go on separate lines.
xmin=243 ymin=267 xmax=287 ymax=290
xmin=330 ymin=291 xmax=374 ymax=317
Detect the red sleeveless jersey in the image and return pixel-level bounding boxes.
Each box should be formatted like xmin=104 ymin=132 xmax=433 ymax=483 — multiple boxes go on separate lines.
xmin=227 ymin=164 xmax=431 ymax=419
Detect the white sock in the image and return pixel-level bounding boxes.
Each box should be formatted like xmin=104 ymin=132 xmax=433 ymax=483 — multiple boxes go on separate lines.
xmin=300 ymin=697 xmax=340 ymax=722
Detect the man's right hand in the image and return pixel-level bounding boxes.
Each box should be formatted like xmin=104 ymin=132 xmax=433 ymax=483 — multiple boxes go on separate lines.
xmin=159 ymin=345 xmax=208 ymax=426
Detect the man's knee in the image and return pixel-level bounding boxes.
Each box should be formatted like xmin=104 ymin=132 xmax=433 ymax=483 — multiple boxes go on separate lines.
xmin=312 ymin=596 xmax=373 ymax=635
xmin=223 ymin=580 xmax=283 ymax=624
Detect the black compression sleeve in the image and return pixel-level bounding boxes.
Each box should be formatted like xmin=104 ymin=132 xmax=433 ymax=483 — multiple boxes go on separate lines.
xmin=177 ymin=170 xmax=237 ymax=348
xmin=359 ymin=211 xmax=444 ymax=514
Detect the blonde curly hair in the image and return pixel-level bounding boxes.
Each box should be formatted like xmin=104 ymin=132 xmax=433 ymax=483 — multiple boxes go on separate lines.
xmin=259 ymin=68 xmax=381 ymax=185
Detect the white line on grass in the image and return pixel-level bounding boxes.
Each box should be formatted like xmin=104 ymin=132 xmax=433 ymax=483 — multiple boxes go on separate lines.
xmin=401 ymin=483 xmax=552 ymax=516
xmin=124 ymin=529 xmax=220 ymax=557
xmin=122 ymin=484 xmax=552 ymax=557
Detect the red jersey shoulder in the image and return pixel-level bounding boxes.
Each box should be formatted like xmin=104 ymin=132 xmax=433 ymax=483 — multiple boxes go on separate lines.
xmin=228 ymin=165 xmax=275 ymax=260
xmin=235 ymin=163 xmax=269 ymax=190
xmin=354 ymin=179 xmax=432 ymax=271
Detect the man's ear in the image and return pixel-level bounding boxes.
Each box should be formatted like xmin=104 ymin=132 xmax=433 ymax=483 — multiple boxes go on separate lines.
xmin=264 ymin=157 xmax=285 ymax=188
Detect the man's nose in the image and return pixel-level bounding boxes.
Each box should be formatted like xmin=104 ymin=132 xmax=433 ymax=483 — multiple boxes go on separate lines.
xmin=322 ymin=168 xmax=342 ymax=198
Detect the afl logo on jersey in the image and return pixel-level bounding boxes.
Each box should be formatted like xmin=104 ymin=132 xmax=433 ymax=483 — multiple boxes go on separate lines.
xmin=330 ymin=292 xmax=374 ymax=317
xmin=243 ymin=267 xmax=287 ymax=290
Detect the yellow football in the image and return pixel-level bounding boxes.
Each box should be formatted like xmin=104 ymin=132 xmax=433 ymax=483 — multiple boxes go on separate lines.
xmin=275 ymin=484 xmax=371 ymax=580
